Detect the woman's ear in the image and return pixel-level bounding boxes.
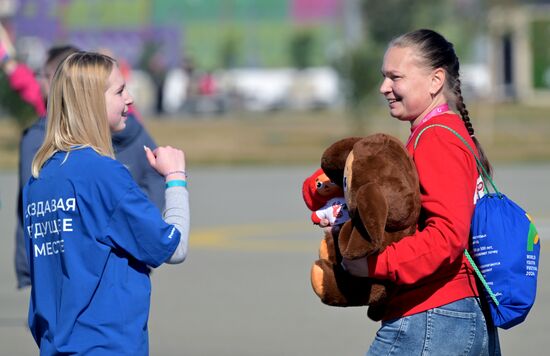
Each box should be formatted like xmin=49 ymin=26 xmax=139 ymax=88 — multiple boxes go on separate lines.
xmin=429 ymin=68 xmax=446 ymax=96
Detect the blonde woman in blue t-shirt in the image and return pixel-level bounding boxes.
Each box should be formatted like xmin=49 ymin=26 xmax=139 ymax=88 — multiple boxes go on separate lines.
xmin=24 ymin=52 xmax=189 ymax=355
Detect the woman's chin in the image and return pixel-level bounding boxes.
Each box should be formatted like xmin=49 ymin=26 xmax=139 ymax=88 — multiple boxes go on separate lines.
xmin=110 ymin=121 xmax=126 ymax=132
xmin=388 ymin=109 xmax=403 ymax=119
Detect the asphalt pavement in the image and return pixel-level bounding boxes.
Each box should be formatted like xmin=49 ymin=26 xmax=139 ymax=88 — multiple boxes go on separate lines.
xmin=1 ymin=165 xmax=549 ymax=355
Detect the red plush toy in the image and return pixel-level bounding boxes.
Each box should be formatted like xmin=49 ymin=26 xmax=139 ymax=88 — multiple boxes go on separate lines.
xmin=302 ymin=168 xmax=349 ymax=227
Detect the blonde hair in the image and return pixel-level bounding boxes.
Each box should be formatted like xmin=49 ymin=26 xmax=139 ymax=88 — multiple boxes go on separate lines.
xmin=32 ymin=52 xmax=117 ymax=177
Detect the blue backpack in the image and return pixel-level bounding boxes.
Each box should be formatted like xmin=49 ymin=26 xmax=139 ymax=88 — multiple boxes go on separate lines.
xmin=416 ymin=124 xmax=540 ymax=329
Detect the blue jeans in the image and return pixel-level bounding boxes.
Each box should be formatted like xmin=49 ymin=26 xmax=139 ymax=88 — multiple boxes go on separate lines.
xmin=367 ymin=297 xmax=501 ymax=356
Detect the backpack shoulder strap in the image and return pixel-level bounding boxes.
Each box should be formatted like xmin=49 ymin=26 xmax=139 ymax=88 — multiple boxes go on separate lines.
xmin=414 ymin=124 xmax=473 ymax=152
xmin=414 ymin=123 xmax=498 ymax=194
xmin=464 ymin=250 xmax=500 ymax=306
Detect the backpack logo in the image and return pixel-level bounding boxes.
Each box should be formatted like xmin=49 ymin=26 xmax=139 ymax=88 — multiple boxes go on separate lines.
xmin=526 ymin=214 xmax=539 ymax=252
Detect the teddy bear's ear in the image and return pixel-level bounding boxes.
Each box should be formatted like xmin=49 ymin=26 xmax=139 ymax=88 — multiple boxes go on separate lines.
xmin=339 ymin=183 xmax=389 ymax=259
xmin=321 ymin=137 xmax=362 ymax=188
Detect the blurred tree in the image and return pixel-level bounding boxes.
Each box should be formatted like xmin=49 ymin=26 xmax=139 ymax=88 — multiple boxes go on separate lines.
xmin=361 ymin=0 xmax=491 ymax=75
xmin=289 ymin=29 xmax=315 ymax=70
xmin=220 ymin=31 xmax=241 ymax=69
xmin=137 ymin=41 xmax=161 ymax=71
xmin=361 ymin=0 xmax=419 ymax=45
xmin=333 ymin=43 xmax=382 ymax=132
xmin=0 ymin=74 xmax=38 ymax=129
xmin=530 ymin=19 xmax=550 ymax=89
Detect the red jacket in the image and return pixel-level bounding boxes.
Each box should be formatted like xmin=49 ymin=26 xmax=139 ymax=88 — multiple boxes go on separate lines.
xmin=8 ymin=63 xmax=46 ymax=117
xmin=367 ymin=113 xmax=480 ymax=320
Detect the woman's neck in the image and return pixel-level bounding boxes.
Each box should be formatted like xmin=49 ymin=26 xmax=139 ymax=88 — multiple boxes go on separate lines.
xmin=411 ymin=98 xmax=450 ymax=128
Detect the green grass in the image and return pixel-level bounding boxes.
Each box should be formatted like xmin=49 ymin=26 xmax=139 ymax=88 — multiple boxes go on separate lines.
xmin=1 ymin=102 xmax=549 ymax=170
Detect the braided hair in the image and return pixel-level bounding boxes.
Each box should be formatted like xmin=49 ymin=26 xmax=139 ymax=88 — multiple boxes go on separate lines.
xmin=390 ymin=29 xmax=492 ymax=177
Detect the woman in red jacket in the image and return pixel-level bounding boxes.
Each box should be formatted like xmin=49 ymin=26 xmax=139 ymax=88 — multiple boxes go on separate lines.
xmin=342 ymin=29 xmax=501 ymax=355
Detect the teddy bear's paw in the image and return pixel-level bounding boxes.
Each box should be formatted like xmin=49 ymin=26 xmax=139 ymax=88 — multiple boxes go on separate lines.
xmin=310 ymin=260 xmax=327 ymax=299
xmin=311 ymin=259 xmax=366 ymax=307
xmin=311 ymin=259 xmax=348 ymax=306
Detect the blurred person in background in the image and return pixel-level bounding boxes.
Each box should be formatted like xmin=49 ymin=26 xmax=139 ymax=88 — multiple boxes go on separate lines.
xmin=0 ymin=35 xmax=165 ymax=290
xmin=162 ymin=56 xmax=194 ymax=115
xmin=145 ymin=50 xmax=167 ymax=116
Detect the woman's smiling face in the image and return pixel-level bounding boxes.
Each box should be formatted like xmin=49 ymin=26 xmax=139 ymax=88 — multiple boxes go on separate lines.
xmin=379 ymin=46 xmax=434 ymax=123
xmin=104 ymin=65 xmax=133 ymax=132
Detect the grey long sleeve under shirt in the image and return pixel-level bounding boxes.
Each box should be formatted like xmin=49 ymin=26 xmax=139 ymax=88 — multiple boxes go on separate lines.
xmin=163 ymin=186 xmax=190 ymax=264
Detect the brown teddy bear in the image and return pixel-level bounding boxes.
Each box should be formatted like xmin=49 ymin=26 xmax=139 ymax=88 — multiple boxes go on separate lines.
xmin=309 ymin=134 xmax=421 ymax=321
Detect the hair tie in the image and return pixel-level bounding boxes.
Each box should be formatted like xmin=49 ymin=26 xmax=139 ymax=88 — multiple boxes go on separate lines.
xmin=165 ymin=170 xmax=187 ymax=178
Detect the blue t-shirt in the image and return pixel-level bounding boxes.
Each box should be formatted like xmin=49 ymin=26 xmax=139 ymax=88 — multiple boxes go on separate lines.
xmin=23 ymin=147 xmax=180 ymax=355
